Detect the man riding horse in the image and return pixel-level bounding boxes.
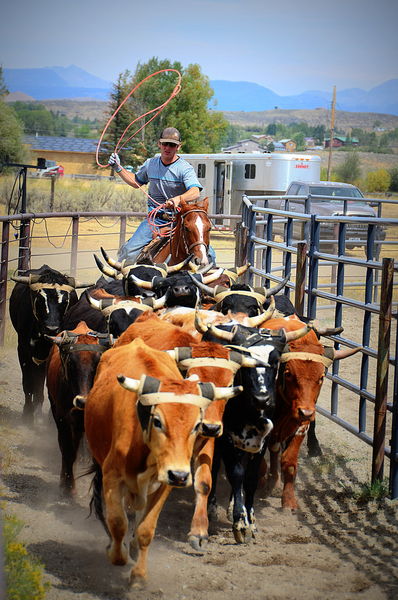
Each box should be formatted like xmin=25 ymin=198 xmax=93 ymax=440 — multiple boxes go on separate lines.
xmin=108 ymin=127 xmax=216 ymax=264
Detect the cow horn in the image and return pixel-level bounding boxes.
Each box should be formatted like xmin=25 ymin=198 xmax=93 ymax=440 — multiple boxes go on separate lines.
xmin=239 ymin=354 xmax=262 ymax=367
xmin=235 ymin=264 xmax=250 ymax=277
xmin=246 ymin=296 xmax=276 ymax=327
xmin=94 ymin=254 xmax=119 ymax=279
xmin=264 ymin=275 xmax=290 ymax=298
xmin=312 ymin=324 xmax=344 ymax=337
xmin=166 ymin=255 xmax=193 ymax=273
xmin=207 ymin=324 xmax=235 ymax=342
xmin=117 ymin=374 xmax=141 ymax=392
xmin=11 ymin=275 xmax=31 ymax=284
xmin=197 ymin=262 xmax=214 ymax=275
xmin=333 ymin=346 xmax=363 ymax=360
xmin=188 ymin=273 xmax=216 ymax=297
xmin=194 ymin=310 xmax=210 ymax=334
xmin=127 ymin=273 xmax=154 ymax=289
xmin=202 ymin=267 xmax=224 ymax=284
xmin=65 ymin=277 xmax=94 ymax=289
xmin=284 ymin=324 xmax=312 ymax=342
xmin=147 ymin=294 xmax=167 ymax=310
xmin=88 ymin=295 xmax=102 ymax=310
xmin=101 ymin=247 xmax=123 ymax=271
xmin=213 ymin=384 xmax=243 ymax=400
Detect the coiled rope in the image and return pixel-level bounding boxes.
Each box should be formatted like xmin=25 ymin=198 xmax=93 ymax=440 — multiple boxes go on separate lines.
xmin=95 ymin=68 xmax=182 ymax=238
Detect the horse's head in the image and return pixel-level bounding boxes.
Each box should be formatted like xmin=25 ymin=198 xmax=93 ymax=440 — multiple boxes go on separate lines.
xmin=178 ymin=198 xmax=211 ymax=266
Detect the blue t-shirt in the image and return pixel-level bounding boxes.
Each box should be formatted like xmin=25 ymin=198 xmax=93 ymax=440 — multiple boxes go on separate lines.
xmin=135 ymin=156 xmax=202 ymax=210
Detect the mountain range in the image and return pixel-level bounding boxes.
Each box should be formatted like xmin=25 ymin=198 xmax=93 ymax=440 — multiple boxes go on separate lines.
xmin=3 ymin=65 xmax=398 ymax=116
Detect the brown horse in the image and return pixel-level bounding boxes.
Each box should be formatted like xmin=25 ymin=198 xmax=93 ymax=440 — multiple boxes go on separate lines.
xmin=138 ymin=198 xmax=212 ymax=266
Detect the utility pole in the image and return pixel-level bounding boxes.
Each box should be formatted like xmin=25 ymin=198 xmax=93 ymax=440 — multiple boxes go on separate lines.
xmin=327 ymin=86 xmax=336 ymax=181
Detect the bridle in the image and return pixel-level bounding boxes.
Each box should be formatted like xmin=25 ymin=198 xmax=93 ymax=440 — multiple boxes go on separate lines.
xmin=176 ymin=208 xmax=211 ymax=256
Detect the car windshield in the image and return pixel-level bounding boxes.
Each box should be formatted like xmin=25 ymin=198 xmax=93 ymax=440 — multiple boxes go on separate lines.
xmin=309 ymin=186 xmax=364 ymax=199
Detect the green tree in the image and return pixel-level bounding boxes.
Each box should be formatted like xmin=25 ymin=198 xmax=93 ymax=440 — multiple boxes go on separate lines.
xmin=102 ymin=58 xmax=229 ymax=165
xmin=0 ymin=99 xmax=26 ymax=167
xmin=266 ymin=123 xmax=277 ymax=136
xmin=365 ymin=169 xmax=391 ymax=193
xmin=335 ymin=152 xmax=361 ymax=183
xmin=292 ymin=132 xmax=305 ymax=151
xmin=388 ymin=167 xmax=398 ymax=192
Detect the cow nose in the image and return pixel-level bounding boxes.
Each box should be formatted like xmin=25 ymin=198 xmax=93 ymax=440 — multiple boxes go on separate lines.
xmin=200 ymin=422 xmax=223 ymax=438
xmin=298 ymin=408 xmax=314 ymax=420
xmin=173 ymin=285 xmax=190 ymax=296
xmin=167 ymin=470 xmax=190 ymax=487
xmin=254 ymin=393 xmax=274 ymax=410
xmin=73 ymin=395 xmax=86 ymax=410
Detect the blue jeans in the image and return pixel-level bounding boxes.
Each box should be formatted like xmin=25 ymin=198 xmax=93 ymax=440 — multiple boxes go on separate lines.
xmin=118 ymin=218 xmax=217 ymax=264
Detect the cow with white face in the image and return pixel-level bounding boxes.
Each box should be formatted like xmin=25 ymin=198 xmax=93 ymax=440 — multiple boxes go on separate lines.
xmin=202 ymin=320 xmax=310 ymax=543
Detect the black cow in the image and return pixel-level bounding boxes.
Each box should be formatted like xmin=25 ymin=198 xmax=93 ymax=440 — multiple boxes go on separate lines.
xmin=191 ymin=276 xmax=289 ymax=317
xmin=129 ymin=268 xmax=224 ymax=309
xmin=94 ymin=247 xmax=193 ymax=297
xmin=9 ymin=265 xmax=85 ymax=422
xmin=202 ymin=321 xmax=309 ymax=543
xmin=46 ymin=322 xmax=113 ymax=495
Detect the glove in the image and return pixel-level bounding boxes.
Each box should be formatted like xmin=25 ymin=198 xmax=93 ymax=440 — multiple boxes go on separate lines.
xmin=108 ymin=152 xmax=122 ymax=173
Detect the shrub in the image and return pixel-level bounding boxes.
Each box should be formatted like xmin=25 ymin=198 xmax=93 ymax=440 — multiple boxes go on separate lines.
xmin=335 ymin=152 xmax=362 ymax=183
xmin=365 ymin=169 xmax=391 ymax=193
xmin=3 ymin=514 xmax=49 ymax=600
xmin=388 ymin=167 xmax=398 ymax=192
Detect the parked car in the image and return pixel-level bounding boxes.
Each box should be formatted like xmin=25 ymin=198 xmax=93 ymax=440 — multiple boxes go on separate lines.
xmin=37 ymin=164 xmax=64 ymax=178
xmin=267 ymin=180 xmax=385 ymax=252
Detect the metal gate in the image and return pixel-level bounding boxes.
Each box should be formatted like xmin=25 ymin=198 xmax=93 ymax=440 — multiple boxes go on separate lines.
xmin=236 ymin=193 xmax=398 ymax=499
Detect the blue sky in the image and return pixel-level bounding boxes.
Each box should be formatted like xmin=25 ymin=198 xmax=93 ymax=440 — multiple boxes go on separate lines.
xmin=1 ymin=0 xmax=397 ymax=95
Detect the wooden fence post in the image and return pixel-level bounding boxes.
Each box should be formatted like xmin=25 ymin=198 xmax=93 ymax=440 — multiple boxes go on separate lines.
xmin=372 ymin=257 xmax=394 ymax=483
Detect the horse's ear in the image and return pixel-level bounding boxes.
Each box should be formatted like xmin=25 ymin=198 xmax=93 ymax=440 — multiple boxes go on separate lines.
xmin=201 ymin=197 xmax=209 ymax=211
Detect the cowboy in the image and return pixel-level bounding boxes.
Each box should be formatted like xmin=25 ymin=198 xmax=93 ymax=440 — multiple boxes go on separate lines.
xmin=109 ymin=127 xmax=216 ymax=263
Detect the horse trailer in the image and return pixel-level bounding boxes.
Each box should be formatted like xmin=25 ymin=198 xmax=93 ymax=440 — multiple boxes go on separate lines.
xmin=179 ymin=152 xmax=321 ymax=217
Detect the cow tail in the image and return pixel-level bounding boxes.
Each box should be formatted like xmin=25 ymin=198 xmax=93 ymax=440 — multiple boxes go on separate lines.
xmin=88 ymin=459 xmax=110 ymax=537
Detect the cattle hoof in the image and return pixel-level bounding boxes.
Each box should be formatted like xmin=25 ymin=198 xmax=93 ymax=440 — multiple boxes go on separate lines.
xmin=129 ymin=571 xmax=147 ymax=590
xmin=233 ymin=527 xmax=246 ymax=544
xmin=188 ymin=534 xmax=208 ymax=551
xmin=308 ymin=445 xmax=323 ymax=457
xmin=129 ymin=539 xmax=138 ymax=561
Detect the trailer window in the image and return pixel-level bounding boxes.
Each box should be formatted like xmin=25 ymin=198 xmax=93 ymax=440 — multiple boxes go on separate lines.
xmin=244 ymin=164 xmax=256 ymax=179
xmin=198 ymin=164 xmax=206 ymax=178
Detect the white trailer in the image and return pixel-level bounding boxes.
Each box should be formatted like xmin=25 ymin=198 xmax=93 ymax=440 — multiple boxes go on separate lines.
xmin=179 ymin=152 xmax=321 ymax=217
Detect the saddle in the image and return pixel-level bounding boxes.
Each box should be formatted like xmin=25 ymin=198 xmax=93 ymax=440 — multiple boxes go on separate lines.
xmin=136 ymin=236 xmax=170 ymax=262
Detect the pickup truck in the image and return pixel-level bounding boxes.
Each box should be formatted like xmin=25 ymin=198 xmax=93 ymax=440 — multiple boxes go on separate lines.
xmin=267 ymin=180 xmax=385 ymax=252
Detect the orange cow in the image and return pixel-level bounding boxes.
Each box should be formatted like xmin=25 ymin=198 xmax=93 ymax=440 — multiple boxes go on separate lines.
xmin=112 ymin=312 xmax=263 ymax=550
xmin=84 ymin=337 xmax=239 ymax=587
xmin=263 ymin=317 xmax=361 ymax=509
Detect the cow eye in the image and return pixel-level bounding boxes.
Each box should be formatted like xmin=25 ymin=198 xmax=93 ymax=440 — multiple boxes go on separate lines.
xmin=152 ymin=416 xmax=163 ymax=430
xmin=193 ymin=422 xmax=201 ymax=434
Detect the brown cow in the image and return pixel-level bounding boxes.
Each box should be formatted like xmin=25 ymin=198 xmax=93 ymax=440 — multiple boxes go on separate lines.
xmin=112 ymin=311 xmax=266 ymax=549
xmin=262 ymin=316 xmax=361 ymax=510
xmin=84 ymin=337 xmax=239 ymax=587
xmin=46 ymin=321 xmax=112 ymax=494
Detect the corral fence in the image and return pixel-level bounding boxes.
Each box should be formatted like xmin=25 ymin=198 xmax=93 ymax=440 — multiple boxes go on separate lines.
xmin=0 ymin=200 xmax=397 ymax=498
xmin=235 ymin=193 xmax=398 ymax=499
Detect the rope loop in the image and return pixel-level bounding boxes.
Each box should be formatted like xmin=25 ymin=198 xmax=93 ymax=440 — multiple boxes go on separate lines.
xmin=96 ymin=69 xmax=182 ymax=169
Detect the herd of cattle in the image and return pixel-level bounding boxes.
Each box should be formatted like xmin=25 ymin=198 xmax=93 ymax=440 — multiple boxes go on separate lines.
xmin=8 ymin=250 xmax=361 ymax=588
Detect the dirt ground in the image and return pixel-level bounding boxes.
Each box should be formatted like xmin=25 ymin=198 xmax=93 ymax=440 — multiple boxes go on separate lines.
xmin=1 ymin=327 xmax=398 ymax=600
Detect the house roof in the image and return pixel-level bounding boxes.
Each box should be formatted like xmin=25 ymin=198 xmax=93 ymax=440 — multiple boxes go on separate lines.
xmin=24 ymin=135 xmax=103 ymax=153
xmin=324 ymin=136 xmax=359 ymax=143
xmin=278 ymin=138 xmax=295 ymax=144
